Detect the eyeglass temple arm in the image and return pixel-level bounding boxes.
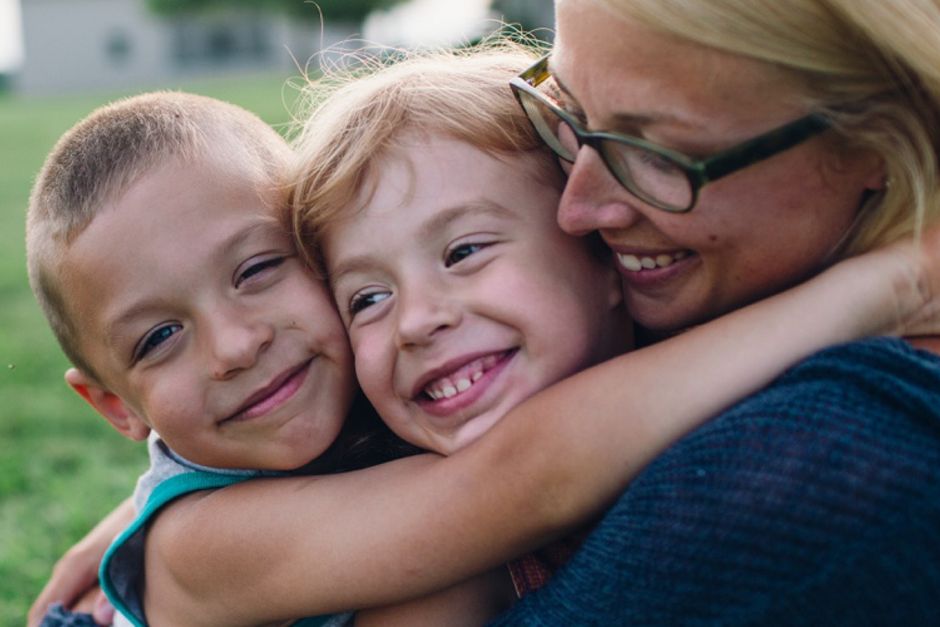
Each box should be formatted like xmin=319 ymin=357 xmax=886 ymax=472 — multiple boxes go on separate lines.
xmin=701 ymin=114 xmax=831 ymax=182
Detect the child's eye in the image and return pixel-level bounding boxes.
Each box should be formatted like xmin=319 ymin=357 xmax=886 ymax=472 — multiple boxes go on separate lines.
xmin=348 ymin=290 xmax=391 ymax=317
xmin=445 ymin=242 xmax=488 ymax=267
xmin=235 ymin=256 xmax=286 ymax=288
xmin=134 ymin=323 xmax=182 ymax=362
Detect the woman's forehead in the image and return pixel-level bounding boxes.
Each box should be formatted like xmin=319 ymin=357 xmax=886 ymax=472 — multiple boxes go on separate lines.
xmin=552 ymin=3 xmax=806 ymax=135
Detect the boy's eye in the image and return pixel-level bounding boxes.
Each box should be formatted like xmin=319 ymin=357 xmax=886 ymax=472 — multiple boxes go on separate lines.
xmin=348 ymin=290 xmax=391 ymax=317
xmin=235 ymin=256 xmax=286 ymax=288
xmin=444 ymin=243 xmax=487 ymax=267
xmin=134 ymin=323 xmax=182 ymax=362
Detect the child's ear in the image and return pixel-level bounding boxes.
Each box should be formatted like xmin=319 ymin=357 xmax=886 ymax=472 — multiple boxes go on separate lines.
xmin=65 ymin=368 xmax=151 ymax=441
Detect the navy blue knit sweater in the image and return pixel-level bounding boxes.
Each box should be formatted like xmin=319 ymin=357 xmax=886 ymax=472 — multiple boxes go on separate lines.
xmin=491 ymin=338 xmax=940 ymax=626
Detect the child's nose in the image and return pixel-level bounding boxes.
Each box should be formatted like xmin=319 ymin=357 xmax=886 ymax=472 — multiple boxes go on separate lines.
xmin=395 ymin=284 xmax=461 ymax=349
xmin=206 ymin=308 xmax=274 ymax=380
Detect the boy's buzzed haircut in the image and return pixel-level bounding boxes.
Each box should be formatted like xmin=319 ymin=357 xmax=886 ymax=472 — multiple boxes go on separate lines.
xmin=26 ymin=91 xmax=291 ymax=381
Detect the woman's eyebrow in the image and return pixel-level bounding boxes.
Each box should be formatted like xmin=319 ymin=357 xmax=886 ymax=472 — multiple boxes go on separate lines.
xmin=547 ymin=62 xmax=577 ymax=105
xmin=549 ymin=61 xmax=680 ymax=130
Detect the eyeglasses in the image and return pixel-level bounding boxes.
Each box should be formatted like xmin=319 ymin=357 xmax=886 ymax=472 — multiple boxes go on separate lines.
xmin=510 ymin=54 xmax=832 ymax=213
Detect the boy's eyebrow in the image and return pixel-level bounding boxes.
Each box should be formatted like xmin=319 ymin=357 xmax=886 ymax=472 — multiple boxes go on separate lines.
xmin=219 ymin=219 xmax=285 ymax=255
xmin=105 ymin=220 xmax=281 ymax=337
xmin=329 ymin=200 xmax=516 ymax=283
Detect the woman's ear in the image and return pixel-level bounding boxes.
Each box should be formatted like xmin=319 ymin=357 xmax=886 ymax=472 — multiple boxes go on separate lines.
xmin=65 ymin=368 xmax=151 ymax=441
xmin=861 ymin=151 xmax=887 ymax=192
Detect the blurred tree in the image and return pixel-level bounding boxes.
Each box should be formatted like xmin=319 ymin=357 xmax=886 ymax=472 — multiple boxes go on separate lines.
xmin=147 ymin=0 xmax=405 ymax=24
xmin=490 ymin=0 xmax=554 ymax=38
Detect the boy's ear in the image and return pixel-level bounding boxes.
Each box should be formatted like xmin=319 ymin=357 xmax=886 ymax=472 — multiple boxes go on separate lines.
xmin=65 ymin=368 xmax=151 ymax=442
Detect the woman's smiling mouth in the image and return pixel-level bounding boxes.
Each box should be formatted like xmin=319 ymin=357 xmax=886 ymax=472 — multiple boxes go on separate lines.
xmin=616 ymin=250 xmax=690 ymax=272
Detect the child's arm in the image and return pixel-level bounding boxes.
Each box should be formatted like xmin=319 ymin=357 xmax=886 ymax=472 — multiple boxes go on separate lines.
xmin=353 ymin=567 xmax=515 ymax=627
xmin=142 ymin=234 xmax=939 ymax=626
xmin=27 ymin=498 xmax=133 ymax=627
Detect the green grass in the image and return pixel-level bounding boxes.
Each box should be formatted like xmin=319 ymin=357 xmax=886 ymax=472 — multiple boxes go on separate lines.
xmin=0 ymin=71 xmax=300 ymax=624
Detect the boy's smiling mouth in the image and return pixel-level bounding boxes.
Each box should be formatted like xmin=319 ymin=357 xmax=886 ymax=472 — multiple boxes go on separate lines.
xmin=413 ymin=349 xmax=517 ymax=403
xmin=222 ymin=358 xmax=313 ymax=424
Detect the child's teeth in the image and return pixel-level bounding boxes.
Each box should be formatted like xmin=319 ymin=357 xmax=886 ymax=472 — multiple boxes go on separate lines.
xmin=422 ymin=352 xmax=511 ymax=401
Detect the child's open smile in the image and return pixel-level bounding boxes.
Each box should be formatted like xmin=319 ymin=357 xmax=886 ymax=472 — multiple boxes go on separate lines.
xmin=323 ymin=133 xmax=628 ymax=455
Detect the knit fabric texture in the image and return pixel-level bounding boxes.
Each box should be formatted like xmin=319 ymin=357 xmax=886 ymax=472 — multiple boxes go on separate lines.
xmin=490 ymin=338 xmax=940 ymax=626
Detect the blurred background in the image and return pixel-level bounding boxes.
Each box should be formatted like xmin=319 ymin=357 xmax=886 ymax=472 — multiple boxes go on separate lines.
xmin=0 ymin=0 xmax=552 ymax=622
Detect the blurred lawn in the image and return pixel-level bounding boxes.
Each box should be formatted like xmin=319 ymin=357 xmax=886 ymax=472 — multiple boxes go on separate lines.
xmin=0 ymin=72 xmax=299 ymax=624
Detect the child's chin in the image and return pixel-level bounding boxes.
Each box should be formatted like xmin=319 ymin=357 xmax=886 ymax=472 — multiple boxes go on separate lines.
xmin=448 ymin=411 xmax=508 ymax=454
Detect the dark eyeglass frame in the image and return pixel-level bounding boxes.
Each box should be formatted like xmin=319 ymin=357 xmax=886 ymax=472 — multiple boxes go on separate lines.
xmin=510 ymin=54 xmax=832 ymax=213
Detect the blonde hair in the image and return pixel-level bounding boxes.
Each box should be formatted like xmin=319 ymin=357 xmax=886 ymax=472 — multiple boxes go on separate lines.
xmin=289 ymin=39 xmax=552 ymax=272
xmin=26 ymin=91 xmax=291 ymax=379
xmin=595 ymin=0 xmax=940 ymax=256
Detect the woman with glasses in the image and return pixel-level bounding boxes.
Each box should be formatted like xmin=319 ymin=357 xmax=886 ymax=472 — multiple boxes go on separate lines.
xmin=492 ymin=0 xmax=940 ymax=624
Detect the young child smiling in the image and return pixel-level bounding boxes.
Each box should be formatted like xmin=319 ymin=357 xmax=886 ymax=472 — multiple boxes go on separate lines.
xmin=321 ymin=130 xmax=628 ymax=456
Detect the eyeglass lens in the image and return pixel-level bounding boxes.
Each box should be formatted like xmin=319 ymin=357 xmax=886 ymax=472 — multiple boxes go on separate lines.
xmin=516 ymin=87 xmax=695 ymax=211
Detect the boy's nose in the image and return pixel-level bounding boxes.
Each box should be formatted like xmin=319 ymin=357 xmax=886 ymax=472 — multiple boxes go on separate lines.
xmin=207 ymin=308 xmax=274 ymax=380
xmin=395 ymin=285 xmax=461 ymax=349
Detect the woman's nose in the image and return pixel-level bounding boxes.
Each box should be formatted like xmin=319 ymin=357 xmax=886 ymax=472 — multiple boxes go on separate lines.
xmin=557 ymin=146 xmax=644 ymax=235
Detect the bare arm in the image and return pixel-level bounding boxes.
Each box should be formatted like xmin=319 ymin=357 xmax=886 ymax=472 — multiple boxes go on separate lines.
xmin=354 ymin=568 xmax=515 ymax=627
xmin=145 ymin=234 xmax=939 ymax=626
xmin=27 ymin=498 xmax=133 ymax=627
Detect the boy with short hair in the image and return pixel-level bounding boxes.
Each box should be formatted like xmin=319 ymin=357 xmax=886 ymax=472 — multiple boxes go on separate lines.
xmin=27 ymin=90 xmax=364 ymax=626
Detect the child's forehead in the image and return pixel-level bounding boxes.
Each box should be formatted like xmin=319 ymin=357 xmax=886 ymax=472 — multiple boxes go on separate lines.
xmin=63 ymin=159 xmax=290 ymax=316
xmin=323 ymin=148 xmax=569 ymax=270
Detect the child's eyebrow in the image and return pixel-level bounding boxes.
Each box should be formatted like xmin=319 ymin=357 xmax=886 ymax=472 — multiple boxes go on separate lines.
xmin=105 ymin=220 xmax=282 ymax=338
xmin=418 ymin=200 xmax=516 ymax=239
xmin=328 ymin=200 xmax=516 ymax=283
xmin=106 ymin=300 xmax=163 ymax=346
xmin=220 ymin=219 xmax=285 ymax=253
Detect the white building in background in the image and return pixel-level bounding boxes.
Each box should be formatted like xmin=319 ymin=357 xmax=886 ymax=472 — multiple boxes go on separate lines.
xmin=13 ymin=0 xmax=555 ymax=96
xmin=14 ymin=0 xmax=348 ymax=95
